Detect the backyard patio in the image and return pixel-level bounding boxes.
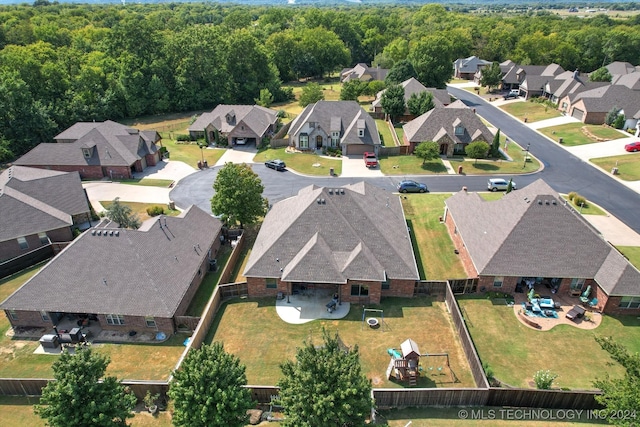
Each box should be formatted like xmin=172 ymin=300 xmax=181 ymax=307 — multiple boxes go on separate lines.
xmin=512 ymin=290 xmax=602 ymax=331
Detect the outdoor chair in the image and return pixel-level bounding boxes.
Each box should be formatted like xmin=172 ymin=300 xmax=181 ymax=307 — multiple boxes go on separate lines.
xmin=588 ymin=298 xmax=598 ymax=308
xmin=579 ymin=285 xmax=592 ymax=303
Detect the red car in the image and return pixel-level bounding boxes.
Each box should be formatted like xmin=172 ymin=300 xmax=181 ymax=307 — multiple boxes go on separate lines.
xmin=625 ymin=142 xmax=640 ymax=152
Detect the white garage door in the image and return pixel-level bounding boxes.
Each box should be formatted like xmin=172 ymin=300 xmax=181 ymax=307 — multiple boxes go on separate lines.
xmin=571 ymin=108 xmax=584 ymax=121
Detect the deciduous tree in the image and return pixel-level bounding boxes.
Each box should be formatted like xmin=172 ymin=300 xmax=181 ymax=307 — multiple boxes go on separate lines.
xmin=480 ymin=62 xmax=502 ymax=92
xmin=380 ymin=83 xmax=405 ymax=123
xmin=211 ymin=162 xmax=267 ymax=229
xmin=34 ymin=348 xmax=136 ymax=427
xmin=169 ymin=342 xmax=254 ymax=427
xmin=590 ymin=67 xmax=612 ymax=82
xmin=340 ymin=80 xmax=364 ymax=101
xmin=407 ymin=91 xmax=434 ymax=116
xmin=105 ymin=197 xmax=141 ymax=229
xmin=385 ymin=58 xmax=417 ymax=85
xmin=278 ymin=330 xmax=372 ymax=427
xmin=465 ymin=141 xmax=490 ymax=164
xmin=414 ymin=141 xmax=439 ymax=165
xmin=299 ymin=82 xmax=324 ymax=107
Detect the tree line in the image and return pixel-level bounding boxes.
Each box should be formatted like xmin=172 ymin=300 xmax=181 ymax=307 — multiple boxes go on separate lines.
xmin=3 ymin=2 xmax=640 ymax=161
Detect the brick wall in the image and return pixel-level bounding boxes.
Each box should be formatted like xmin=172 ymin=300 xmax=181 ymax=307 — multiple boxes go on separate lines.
xmin=101 ymin=166 xmax=133 ymax=179
xmin=444 ymin=212 xmax=478 ymax=277
xmin=98 ymin=315 xmax=174 ymax=335
xmin=602 ymin=295 xmax=640 ymax=316
xmin=382 ymin=279 xmax=415 ymax=298
xmin=4 ymin=310 xmax=52 ymax=329
xmin=246 ymin=277 xmax=282 ymax=298
xmin=0 ymin=227 xmax=72 ymax=262
xmin=174 ymin=255 xmax=211 ymax=317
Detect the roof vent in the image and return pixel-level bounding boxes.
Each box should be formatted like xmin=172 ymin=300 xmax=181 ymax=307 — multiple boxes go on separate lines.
xmin=109 ymin=230 xmax=114 ymax=236
xmin=97 ymin=230 xmax=102 ymax=236
xmin=115 ymin=230 xmax=120 ymax=236
xmin=340 ymin=189 xmax=345 ymax=194
xmin=537 ymin=200 xmax=542 ymax=205
xmin=552 ymin=200 xmax=557 ymax=205
xmin=328 ymin=189 xmax=333 ymax=195
xmin=91 ymin=230 xmax=96 ymax=236
xmin=545 ymin=200 xmax=550 ymax=205
xmin=321 ymin=198 xmax=325 ymax=204
xmin=317 ymin=198 xmax=321 ymax=204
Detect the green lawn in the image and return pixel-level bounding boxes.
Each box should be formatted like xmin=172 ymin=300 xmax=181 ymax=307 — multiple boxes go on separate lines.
xmin=591 ymin=154 xmax=640 ymax=181
xmin=402 ymin=194 xmax=466 ymax=280
xmin=113 ymin=178 xmax=175 ymax=187
xmin=100 ymin=201 xmax=181 ymax=223
xmin=379 ymin=407 xmax=608 ymax=426
xmin=394 ymin=123 xmax=404 ymax=143
xmin=159 ymin=139 xmax=227 ymax=168
xmin=538 ymin=123 xmax=626 ymax=147
xmin=560 ymin=195 xmax=607 ymax=216
xmin=206 ymin=297 xmax=475 ymax=389
xmin=458 ymin=298 xmax=640 ymax=389
xmin=501 ymin=102 xmax=563 ymax=122
xmin=0 ymin=266 xmax=186 ymax=380
xmin=185 ymin=245 xmax=232 ymax=316
xmin=379 ymin=155 xmax=447 ymax=175
xmin=376 ymin=119 xmax=397 ymax=147
xmin=616 ymin=246 xmax=640 ymax=270
xmin=254 ymin=147 xmax=342 ymax=176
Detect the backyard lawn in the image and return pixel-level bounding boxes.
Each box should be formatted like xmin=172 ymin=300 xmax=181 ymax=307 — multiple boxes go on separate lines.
xmin=185 ymin=245 xmax=232 ymax=316
xmin=99 ymin=201 xmax=181 ymax=223
xmin=616 ymin=246 xmax=640 ymax=270
xmin=501 ymin=101 xmax=563 ymax=122
xmin=538 ymin=123 xmax=626 ymax=147
xmin=458 ymin=297 xmax=640 ymax=389
xmin=591 ymin=154 xmax=640 ymax=181
xmin=206 ymin=297 xmax=475 ymax=389
xmin=376 ymin=119 xmax=398 ymax=147
xmin=0 ymin=266 xmax=186 ymax=380
xmin=254 ymin=147 xmax=342 ymax=176
xmin=402 ymin=194 xmax=466 ymax=280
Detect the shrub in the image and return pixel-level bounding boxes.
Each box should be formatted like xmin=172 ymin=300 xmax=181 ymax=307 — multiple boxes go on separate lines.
xmin=613 ymin=114 xmax=625 ymax=129
xmin=573 ymin=194 xmax=587 ymax=208
xmin=176 ymin=134 xmax=191 ymax=142
xmin=567 ymin=191 xmax=577 ymax=201
xmin=533 ymin=369 xmax=558 ymax=389
xmin=146 ymin=205 xmax=165 ymax=217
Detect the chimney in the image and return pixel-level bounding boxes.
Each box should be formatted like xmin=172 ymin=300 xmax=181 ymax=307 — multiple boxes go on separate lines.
xmin=573 ymin=69 xmax=579 ymax=79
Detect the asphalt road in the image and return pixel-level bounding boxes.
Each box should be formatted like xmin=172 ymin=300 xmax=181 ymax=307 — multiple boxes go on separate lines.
xmin=171 ymin=88 xmax=640 ymax=233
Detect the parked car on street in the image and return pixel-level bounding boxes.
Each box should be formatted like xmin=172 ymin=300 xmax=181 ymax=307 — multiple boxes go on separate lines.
xmin=487 ymin=178 xmax=516 ymax=192
xmin=503 ymin=89 xmax=520 ymax=100
xmin=265 ymin=159 xmax=286 ymax=171
xmin=624 ymin=141 xmax=640 ymax=152
xmin=397 ymin=180 xmax=428 ymax=193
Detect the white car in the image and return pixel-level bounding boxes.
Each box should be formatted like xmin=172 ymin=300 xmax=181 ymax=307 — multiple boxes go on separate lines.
xmin=235 ymin=138 xmax=246 ymax=145
xmin=487 ymin=178 xmax=516 ymax=192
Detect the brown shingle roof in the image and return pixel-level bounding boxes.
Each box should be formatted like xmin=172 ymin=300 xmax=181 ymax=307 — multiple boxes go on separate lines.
xmin=244 ymin=182 xmax=418 ymax=283
xmin=0 ymin=206 xmax=222 ymax=317
xmin=188 ymin=105 xmax=278 ymax=136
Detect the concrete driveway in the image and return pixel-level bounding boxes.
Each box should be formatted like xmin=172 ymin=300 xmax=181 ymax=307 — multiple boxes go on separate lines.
xmin=83 ymin=182 xmax=172 ymax=212
xmin=133 ymin=160 xmax=196 ymax=183
xmin=340 ymin=155 xmax=383 ymax=177
xmin=214 ymin=146 xmax=257 ymax=166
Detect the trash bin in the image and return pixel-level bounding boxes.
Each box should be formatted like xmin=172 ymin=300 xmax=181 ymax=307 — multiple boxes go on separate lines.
xmin=611 ymin=167 xmax=619 ymax=175
xmin=458 ymin=165 xmax=463 ymax=175
xmin=203 ymin=160 xmax=208 ymax=168
xmin=558 ymin=137 xmax=563 ymax=144
xmin=197 ymin=160 xmax=202 ymax=169
xmin=329 ymin=167 xmax=334 ymax=176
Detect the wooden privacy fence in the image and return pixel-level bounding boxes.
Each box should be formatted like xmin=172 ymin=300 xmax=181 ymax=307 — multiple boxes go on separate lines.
xmin=0 ymin=245 xmax=53 ymax=279
xmin=445 ymin=281 xmax=489 ymax=389
xmin=218 ymin=234 xmax=245 ymax=285
xmin=374 ymin=388 xmax=488 ymax=408
xmin=174 ymin=316 xmax=201 ymax=332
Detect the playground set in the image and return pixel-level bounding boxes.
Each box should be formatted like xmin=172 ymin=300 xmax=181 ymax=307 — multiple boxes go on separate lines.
xmin=386 ymin=338 xmax=453 ymax=386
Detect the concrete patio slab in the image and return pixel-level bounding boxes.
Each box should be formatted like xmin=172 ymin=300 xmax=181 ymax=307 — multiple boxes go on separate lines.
xmin=276 ymin=292 xmax=351 ymax=325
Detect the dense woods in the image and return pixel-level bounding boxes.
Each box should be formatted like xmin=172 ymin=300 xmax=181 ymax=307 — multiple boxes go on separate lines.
xmin=2 ymin=2 xmax=640 ymax=161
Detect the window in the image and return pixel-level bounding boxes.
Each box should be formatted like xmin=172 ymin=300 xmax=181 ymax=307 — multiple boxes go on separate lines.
xmin=358 ymin=128 xmax=365 ymax=137
xmin=570 ymin=278 xmax=585 ymax=290
xmin=38 ymin=232 xmax=49 ymax=245
xmin=455 ymin=126 xmax=465 ymax=136
xmin=299 ymin=134 xmax=309 ymax=148
xmin=145 ymin=316 xmax=156 ymax=328
xmin=309 ymin=122 xmax=316 ymax=128
xmin=351 ymin=284 xmax=369 ymax=296
xmin=8 ymin=310 xmax=17 ymax=320
xmin=331 ymin=132 xmax=340 ymax=147
xmin=493 ymin=276 xmax=504 ymax=288
xmin=40 ymin=311 xmax=50 ymax=322
xmin=17 ymin=237 xmax=28 ymax=250
xmin=105 ymin=314 xmax=125 ymax=325
xmin=82 ymin=148 xmax=92 ymax=158
xmin=619 ymin=297 xmax=640 ymax=309
xmin=266 ymin=278 xmax=277 ymax=289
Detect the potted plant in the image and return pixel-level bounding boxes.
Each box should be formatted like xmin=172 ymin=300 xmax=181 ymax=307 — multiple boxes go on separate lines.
xmin=143 ymin=390 xmax=160 ymax=415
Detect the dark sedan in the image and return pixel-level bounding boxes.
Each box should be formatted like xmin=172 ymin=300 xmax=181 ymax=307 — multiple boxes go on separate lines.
xmin=397 ymin=180 xmax=428 ymax=193
xmin=265 ymin=159 xmax=286 ymax=171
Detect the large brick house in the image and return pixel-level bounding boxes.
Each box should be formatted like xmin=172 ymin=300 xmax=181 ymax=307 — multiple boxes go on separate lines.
xmin=288 ymin=101 xmax=381 ymax=156
xmin=1 ymin=206 xmax=223 ymax=336
xmin=0 ymin=166 xmax=91 ymax=264
xmin=14 ymin=121 xmax=161 ymax=180
xmin=444 ymin=179 xmax=640 ymax=316
xmin=188 ymin=104 xmax=279 ymax=146
xmin=402 ymin=100 xmax=494 ymax=156
xmin=243 ymin=182 xmax=419 ymax=304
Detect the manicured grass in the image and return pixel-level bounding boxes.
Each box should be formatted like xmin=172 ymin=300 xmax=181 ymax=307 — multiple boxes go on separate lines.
xmin=591 ymin=154 xmax=640 ymax=181
xmin=379 ymin=155 xmax=447 ymax=175
xmin=376 ymin=119 xmax=397 ymax=147
xmin=207 ymin=297 xmax=474 ymax=389
xmin=501 ymin=101 xmax=563 ymax=122
xmin=115 ymin=178 xmax=175 ymax=187
xmin=458 ymin=298 xmax=640 ymax=389
xmin=229 ymin=226 xmax=259 ymax=283
xmin=275 ymin=79 xmax=342 ymax=118
xmin=379 ymin=407 xmax=609 ymax=426
xmin=402 ymin=194 xmax=466 ymax=280
xmin=538 ymin=123 xmax=625 ymax=146
xmin=185 ymin=245 xmax=232 ymax=316
xmin=254 ymin=147 xmax=342 ymax=176
xmin=394 ymin=123 xmax=404 ymax=142
xmin=159 ymin=138 xmax=227 ymax=168
xmin=616 ymin=246 xmax=640 ymax=270
xmin=560 ymin=195 xmax=607 ymax=216
xmin=0 ymin=396 xmax=174 ymax=427
xmin=449 ymin=136 xmax=540 ymax=175
xmin=100 ymin=201 xmax=181 ymax=223
xmin=0 ymin=265 xmax=185 ymax=381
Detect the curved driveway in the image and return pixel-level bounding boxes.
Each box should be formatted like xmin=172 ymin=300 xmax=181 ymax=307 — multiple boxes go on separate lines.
xmin=171 ymin=88 xmax=640 ymax=233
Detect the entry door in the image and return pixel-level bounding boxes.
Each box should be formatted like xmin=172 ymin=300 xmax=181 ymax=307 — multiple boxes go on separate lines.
xmin=316 ymin=135 xmax=323 ymax=148
xmin=440 ymin=144 xmax=448 ymax=155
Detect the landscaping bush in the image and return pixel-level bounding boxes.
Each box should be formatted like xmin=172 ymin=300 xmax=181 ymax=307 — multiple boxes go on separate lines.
xmin=533 ymin=369 xmax=558 ymax=389
xmin=573 ymin=194 xmax=588 ymax=208
xmin=567 ymin=191 xmax=577 ymax=201
xmin=146 ymin=205 xmax=165 ymax=217
xmin=613 ymin=114 xmax=625 ymax=129
xmin=323 ymin=147 xmax=342 ymax=157
xmin=176 ymin=134 xmax=191 ymax=142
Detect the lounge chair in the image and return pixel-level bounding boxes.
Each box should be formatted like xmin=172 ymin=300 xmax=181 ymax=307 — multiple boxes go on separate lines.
xmin=588 ymin=298 xmax=598 ymax=308
xmin=579 ymin=285 xmax=592 ymax=303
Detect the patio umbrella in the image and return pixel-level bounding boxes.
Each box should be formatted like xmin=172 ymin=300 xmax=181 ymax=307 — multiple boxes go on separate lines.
xmin=528 ymin=288 xmax=535 ymax=302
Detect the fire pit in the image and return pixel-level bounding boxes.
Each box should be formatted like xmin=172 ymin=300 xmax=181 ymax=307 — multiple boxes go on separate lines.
xmin=367 ymin=318 xmax=379 ymax=328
